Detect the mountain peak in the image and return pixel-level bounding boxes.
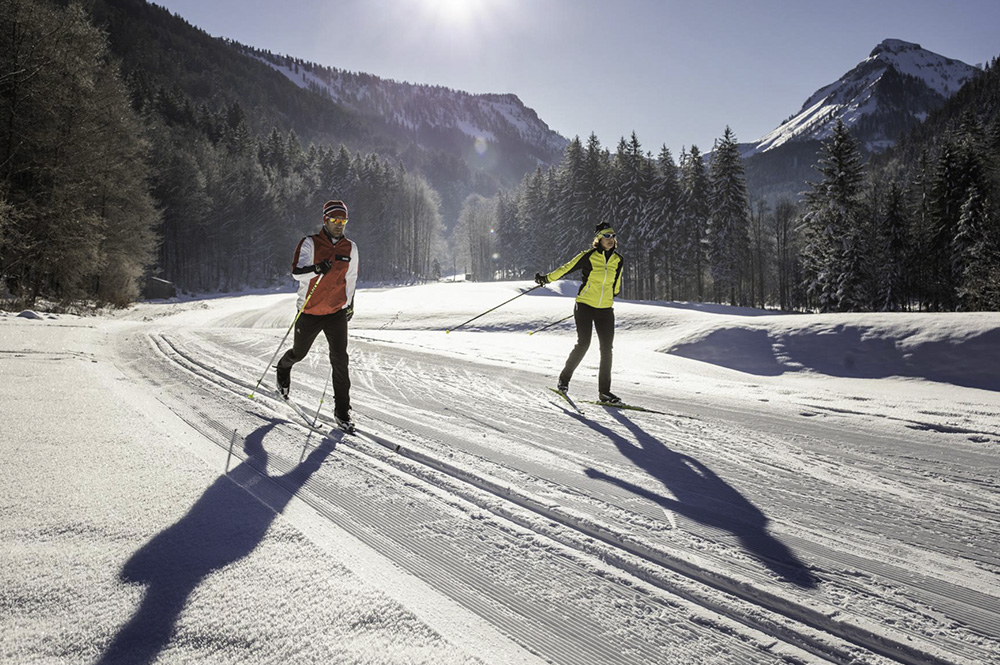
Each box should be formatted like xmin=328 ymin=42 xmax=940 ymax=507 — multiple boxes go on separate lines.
xmin=744 ymin=39 xmax=980 ymax=156
xmin=870 ymin=39 xmax=922 ymax=57
xmin=246 ymin=50 xmax=567 ymax=165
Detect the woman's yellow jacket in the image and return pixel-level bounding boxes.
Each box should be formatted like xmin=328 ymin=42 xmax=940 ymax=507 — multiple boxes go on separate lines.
xmin=545 ymin=248 xmax=624 ymax=309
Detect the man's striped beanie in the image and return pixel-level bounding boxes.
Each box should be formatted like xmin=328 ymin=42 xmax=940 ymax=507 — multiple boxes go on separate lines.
xmin=323 ymin=200 xmax=348 ymax=219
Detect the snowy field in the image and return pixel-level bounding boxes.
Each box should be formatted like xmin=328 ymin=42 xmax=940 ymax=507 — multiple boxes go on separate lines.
xmin=2 ymin=280 xmax=999 ymax=665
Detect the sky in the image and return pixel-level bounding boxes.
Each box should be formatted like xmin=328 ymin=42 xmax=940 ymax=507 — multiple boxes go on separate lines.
xmin=153 ymin=0 xmax=1000 ymax=156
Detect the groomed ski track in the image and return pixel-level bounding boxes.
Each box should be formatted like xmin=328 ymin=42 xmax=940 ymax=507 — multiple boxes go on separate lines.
xmin=111 ymin=305 xmax=1000 ymax=665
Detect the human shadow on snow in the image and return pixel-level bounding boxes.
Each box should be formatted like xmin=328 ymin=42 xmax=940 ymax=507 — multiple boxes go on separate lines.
xmin=577 ymin=409 xmax=819 ymax=589
xmin=95 ymin=417 xmax=336 ymax=665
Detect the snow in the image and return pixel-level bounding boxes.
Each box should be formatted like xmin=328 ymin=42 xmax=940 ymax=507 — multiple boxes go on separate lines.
xmin=746 ymin=39 xmax=980 ymax=156
xmin=252 ymin=54 xmax=561 ymax=152
xmin=871 ymin=39 xmax=976 ymax=98
xmin=2 ymin=281 xmax=999 ymax=664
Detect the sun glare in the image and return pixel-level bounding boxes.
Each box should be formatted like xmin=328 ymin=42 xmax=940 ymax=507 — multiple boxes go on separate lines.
xmin=426 ymin=0 xmax=473 ymax=21
xmin=418 ymin=0 xmax=494 ymax=28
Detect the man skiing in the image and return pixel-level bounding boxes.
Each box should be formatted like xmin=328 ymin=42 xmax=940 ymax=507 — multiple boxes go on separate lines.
xmin=535 ymin=222 xmax=624 ymax=404
xmin=276 ymin=199 xmax=358 ymax=432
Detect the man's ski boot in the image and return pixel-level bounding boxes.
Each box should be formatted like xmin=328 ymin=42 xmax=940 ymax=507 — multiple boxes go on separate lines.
xmin=335 ymin=410 xmax=356 ymax=434
xmin=598 ymin=391 xmax=623 ymax=405
xmin=275 ymin=365 xmax=291 ymax=398
xmin=556 ymin=382 xmax=569 ymax=395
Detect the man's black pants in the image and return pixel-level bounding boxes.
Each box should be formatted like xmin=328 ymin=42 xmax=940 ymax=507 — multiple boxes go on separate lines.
xmin=558 ymin=302 xmax=614 ymax=395
xmin=277 ymin=310 xmax=351 ymax=417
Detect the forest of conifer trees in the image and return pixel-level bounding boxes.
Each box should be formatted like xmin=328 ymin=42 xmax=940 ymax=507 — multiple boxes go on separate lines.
xmin=461 ymin=88 xmax=1000 ymax=312
xmin=1 ymin=0 xmax=443 ymax=308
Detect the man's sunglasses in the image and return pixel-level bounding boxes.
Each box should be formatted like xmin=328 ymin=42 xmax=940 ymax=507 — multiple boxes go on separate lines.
xmin=600 ymin=232 xmax=616 ymax=239
xmin=325 ymin=216 xmax=348 ymax=224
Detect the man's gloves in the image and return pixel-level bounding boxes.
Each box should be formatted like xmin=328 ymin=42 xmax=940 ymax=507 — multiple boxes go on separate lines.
xmin=534 ymin=272 xmax=549 ymax=286
xmin=314 ymin=259 xmax=333 ymax=274
xmin=344 ymin=304 xmax=354 ymax=322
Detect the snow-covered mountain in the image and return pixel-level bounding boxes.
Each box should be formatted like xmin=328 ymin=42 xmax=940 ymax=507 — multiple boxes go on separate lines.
xmin=248 ymin=49 xmax=568 ymax=165
xmin=744 ymin=39 xmax=981 ymax=156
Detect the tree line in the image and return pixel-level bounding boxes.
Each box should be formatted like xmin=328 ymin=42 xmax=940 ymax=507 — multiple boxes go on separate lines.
xmin=458 ymin=72 xmax=1000 ymax=312
xmin=1 ymin=0 xmax=443 ymax=308
xmin=1 ymin=0 xmax=157 ymax=307
xmin=3 ymin=0 xmax=997 ymax=313
xmin=457 ymin=129 xmax=798 ymax=308
xmin=148 ymin=103 xmax=445 ymax=291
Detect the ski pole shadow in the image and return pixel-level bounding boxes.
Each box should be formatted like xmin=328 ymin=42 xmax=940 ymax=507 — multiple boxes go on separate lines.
xmin=95 ymin=417 xmax=336 ymax=665
xmin=578 ymin=409 xmax=819 ymax=589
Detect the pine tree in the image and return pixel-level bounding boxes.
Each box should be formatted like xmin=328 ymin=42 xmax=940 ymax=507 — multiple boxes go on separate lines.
xmin=927 ymin=141 xmax=966 ymax=310
xmin=748 ymin=198 xmax=773 ymax=308
xmin=543 ymin=167 xmax=560 ymax=265
xmin=708 ymin=127 xmax=752 ymax=305
xmin=611 ymin=133 xmax=651 ymax=298
xmin=634 ymin=152 xmax=660 ymax=299
xmin=494 ymin=190 xmax=521 ymax=278
xmin=954 ymin=182 xmax=999 ymax=309
xmin=678 ymin=146 xmax=710 ymax=301
xmin=926 ymin=116 xmax=992 ymax=310
xmin=582 ymin=133 xmax=610 ymax=227
xmin=801 ymin=120 xmax=866 ymax=311
xmin=907 ymin=150 xmax=935 ymax=309
xmin=877 ymin=183 xmax=911 ymax=311
xmin=771 ymin=198 xmax=799 ymax=311
xmin=554 ymin=137 xmax=589 ymax=256
xmin=518 ymin=168 xmax=547 ymax=271
xmin=1 ymin=0 xmax=158 ymax=307
xmin=648 ymin=146 xmax=681 ymax=299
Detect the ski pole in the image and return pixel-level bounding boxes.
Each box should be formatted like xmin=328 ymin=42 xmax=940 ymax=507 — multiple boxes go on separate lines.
xmin=249 ymin=273 xmax=324 ymax=398
xmin=300 ymin=374 xmax=329 ymax=463
xmin=311 ymin=373 xmax=330 ymax=428
xmin=528 ymin=313 xmax=574 ymax=336
xmin=445 ymin=283 xmax=543 ymax=333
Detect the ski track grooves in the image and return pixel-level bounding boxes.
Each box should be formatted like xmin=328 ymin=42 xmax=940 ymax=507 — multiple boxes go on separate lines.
xmin=135 ymin=332 xmax=778 ymax=665
xmin=142 ymin=330 xmax=985 ymax=665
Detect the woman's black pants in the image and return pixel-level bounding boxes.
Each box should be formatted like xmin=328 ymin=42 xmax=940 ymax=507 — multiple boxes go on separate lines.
xmin=558 ymin=302 xmax=614 ymax=394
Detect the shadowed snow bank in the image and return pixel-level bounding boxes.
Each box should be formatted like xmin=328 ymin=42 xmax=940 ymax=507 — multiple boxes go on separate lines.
xmin=664 ymin=315 xmax=1000 ymax=391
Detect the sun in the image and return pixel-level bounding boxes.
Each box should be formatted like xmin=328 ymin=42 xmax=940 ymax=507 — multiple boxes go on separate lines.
xmin=418 ymin=0 xmax=493 ymax=28
xmin=425 ymin=0 xmax=473 ymax=18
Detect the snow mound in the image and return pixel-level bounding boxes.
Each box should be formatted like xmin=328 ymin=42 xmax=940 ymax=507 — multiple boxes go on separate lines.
xmin=664 ymin=314 xmax=1000 ymax=391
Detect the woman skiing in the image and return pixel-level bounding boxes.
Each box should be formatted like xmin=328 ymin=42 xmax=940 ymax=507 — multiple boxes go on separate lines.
xmin=535 ymin=222 xmax=624 ymax=404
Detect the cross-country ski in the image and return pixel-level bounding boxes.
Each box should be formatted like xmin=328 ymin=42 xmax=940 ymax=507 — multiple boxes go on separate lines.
xmin=547 ymin=386 xmax=586 ymax=415
xmin=582 ymin=400 xmax=666 ymax=414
